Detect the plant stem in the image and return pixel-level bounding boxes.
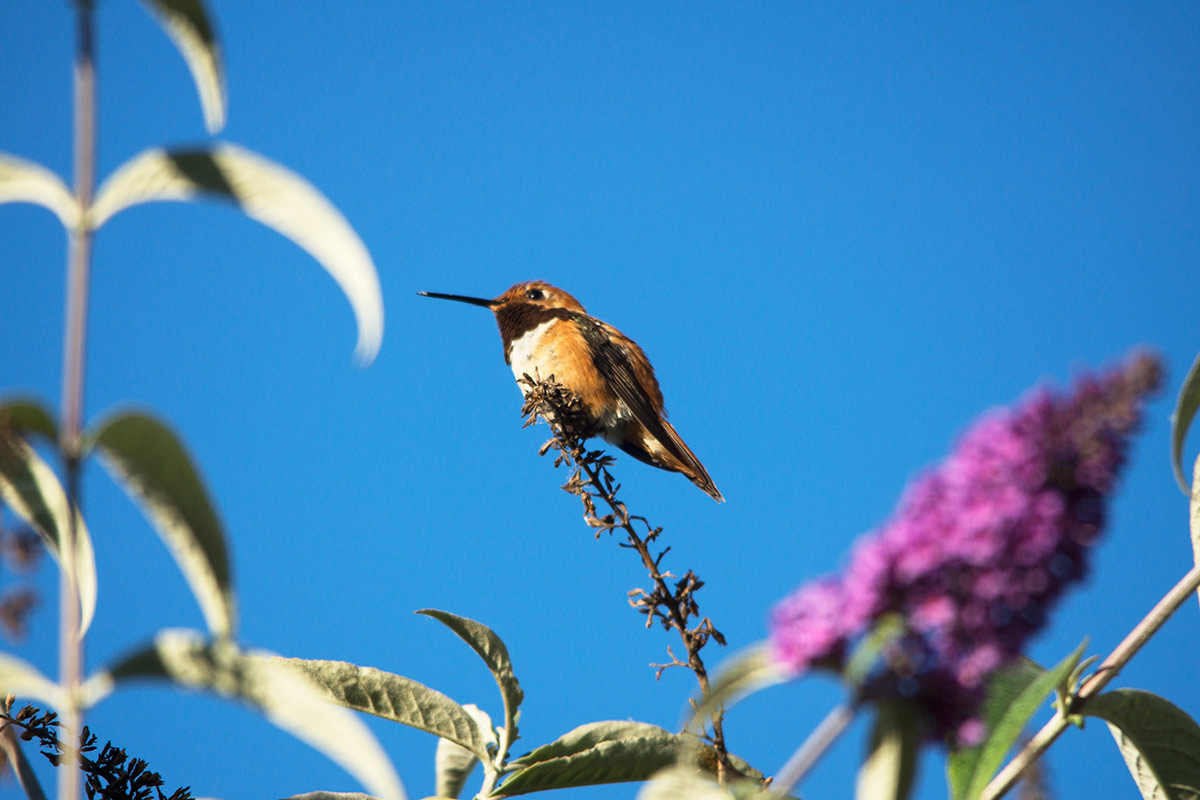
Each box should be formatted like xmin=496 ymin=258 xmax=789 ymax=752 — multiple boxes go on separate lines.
xmin=58 ymin=4 xmax=96 ymax=800
xmin=770 ymin=702 xmax=856 ymax=796
xmin=980 ymin=562 xmax=1200 ymax=800
xmin=522 ymin=380 xmax=735 ymax=782
xmin=576 ymin=458 xmax=731 ymax=781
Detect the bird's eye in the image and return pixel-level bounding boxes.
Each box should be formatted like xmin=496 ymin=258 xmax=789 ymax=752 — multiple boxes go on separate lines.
xmin=525 ymin=289 xmax=545 ymax=301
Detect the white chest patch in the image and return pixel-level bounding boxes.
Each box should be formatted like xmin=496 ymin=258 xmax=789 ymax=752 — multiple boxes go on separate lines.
xmin=507 ymin=320 xmax=558 ymax=393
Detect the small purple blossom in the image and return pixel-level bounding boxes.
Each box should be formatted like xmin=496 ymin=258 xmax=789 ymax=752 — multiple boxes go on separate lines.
xmin=769 ymin=353 xmax=1162 ymax=744
xmin=769 ymin=579 xmax=849 ymax=670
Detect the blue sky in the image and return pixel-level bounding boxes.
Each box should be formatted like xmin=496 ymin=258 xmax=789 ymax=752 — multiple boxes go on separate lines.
xmin=3 ymin=2 xmax=1200 ymax=799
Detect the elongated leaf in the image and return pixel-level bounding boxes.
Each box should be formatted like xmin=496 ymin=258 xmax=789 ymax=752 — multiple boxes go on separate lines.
xmin=276 ymin=656 xmax=489 ymax=760
xmin=435 ymin=734 xmax=479 ymax=799
xmin=637 ymin=767 xmax=783 ymax=800
xmin=688 ymin=644 xmax=786 ymax=735
xmin=636 ymin=767 xmax=735 ymax=800
xmin=508 ymin=721 xmax=677 ymax=770
xmin=418 ymin=610 xmax=523 ymax=756
xmin=507 ymin=722 xmax=762 ymax=794
xmin=856 ymin=702 xmax=919 ymax=800
xmin=0 ymin=399 xmax=57 ymax=442
xmin=88 ymin=145 xmax=383 ymax=363
xmin=947 ymin=658 xmax=1043 ymax=798
xmin=845 ymin=614 xmax=906 ymax=687
xmin=0 ymin=428 xmax=97 ymax=636
xmin=98 ymin=630 xmax=406 ymax=800
xmin=136 ymin=0 xmax=226 ymax=133
xmin=1172 ymin=351 xmax=1200 ymax=495
xmin=0 ymin=152 xmax=78 ymax=228
xmin=281 ymin=794 xmax=378 ymax=800
xmin=1191 ymin=456 xmax=1200 ymax=611
xmin=462 ymin=703 xmax=497 ymax=750
xmin=499 ymin=723 xmax=684 ymax=796
xmin=0 ymin=651 xmax=65 ymax=709
xmin=87 ymin=411 xmax=234 ymax=639
xmin=948 ymin=643 xmax=1086 ymax=800
xmin=1084 ymin=689 xmax=1200 ymax=800
xmin=0 ymin=724 xmax=48 ymax=800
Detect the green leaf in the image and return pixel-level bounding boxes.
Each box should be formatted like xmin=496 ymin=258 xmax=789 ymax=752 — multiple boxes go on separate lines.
xmin=0 ymin=152 xmax=78 ymax=228
xmin=947 ymin=658 xmax=1044 ymax=799
xmin=418 ymin=609 xmax=523 ymax=758
xmin=500 ymin=722 xmax=685 ymax=796
xmin=635 ymin=767 xmax=737 ymax=800
xmin=0 ymin=428 xmax=97 ymax=636
xmin=0 ymin=724 xmax=49 ymax=800
xmin=136 ymin=0 xmax=226 ymax=133
xmin=88 ymin=145 xmax=383 ymax=363
xmin=508 ymin=721 xmax=674 ymax=769
xmin=947 ymin=642 xmax=1087 ymax=800
xmin=95 ymin=630 xmax=406 ymax=800
xmin=435 ymin=734 xmax=479 ymax=799
xmin=0 ymin=651 xmax=66 ymax=709
xmin=0 ymin=399 xmax=58 ymax=442
xmin=856 ymin=702 xmax=919 ymax=800
xmin=275 ymin=657 xmax=490 ymax=761
xmin=505 ymin=722 xmax=761 ymax=796
xmin=635 ymin=767 xmax=783 ymax=800
xmin=1191 ymin=456 xmax=1200 ymax=611
xmin=845 ymin=614 xmax=906 ymax=688
xmin=462 ymin=703 xmax=498 ymax=750
xmin=87 ymin=411 xmax=235 ymax=639
xmin=688 ymin=644 xmax=787 ymax=735
xmin=1172 ymin=351 xmax=1200 ymax=495
xmin=1083 ymin=689 xmax=1200 ymax=800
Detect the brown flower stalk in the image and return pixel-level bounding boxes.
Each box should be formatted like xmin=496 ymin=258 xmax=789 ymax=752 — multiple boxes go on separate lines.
xmin=518 ymin=374 xmax=736 ymax=782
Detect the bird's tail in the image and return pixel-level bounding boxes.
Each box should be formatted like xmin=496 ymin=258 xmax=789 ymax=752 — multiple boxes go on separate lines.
xmin=620 ymin=418 xmax=724 ymax=502
xmin=672 ymin=437 xmax=725 ymax=503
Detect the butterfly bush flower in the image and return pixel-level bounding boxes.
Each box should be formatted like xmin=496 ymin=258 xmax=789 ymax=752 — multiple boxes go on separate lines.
xmin=769 ymin=353 xmax=1162 ymax=744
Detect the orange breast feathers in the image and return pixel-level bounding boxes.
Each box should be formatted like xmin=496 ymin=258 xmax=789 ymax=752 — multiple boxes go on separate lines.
xmin=529 ymin=318 xmax=617 ymax=421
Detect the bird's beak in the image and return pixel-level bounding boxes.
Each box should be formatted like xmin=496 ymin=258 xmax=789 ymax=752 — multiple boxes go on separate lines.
xmin=417 ymin=291 xmax=496 ymax=308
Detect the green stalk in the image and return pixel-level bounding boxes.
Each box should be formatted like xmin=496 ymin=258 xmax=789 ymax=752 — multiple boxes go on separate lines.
xmin=57 ymin=4 xmax=96 ymax=800
xmin=980 ymin=562 xmax=1200 ymax=800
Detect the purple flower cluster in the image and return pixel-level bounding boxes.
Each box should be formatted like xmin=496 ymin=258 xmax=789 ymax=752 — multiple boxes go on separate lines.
xmin=770 ymin=353 xmax=1161 ymax=744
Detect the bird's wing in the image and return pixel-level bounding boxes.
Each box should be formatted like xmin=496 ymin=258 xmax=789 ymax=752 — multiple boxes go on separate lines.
xmin=577 ymin=315 xmax=712 ymax=479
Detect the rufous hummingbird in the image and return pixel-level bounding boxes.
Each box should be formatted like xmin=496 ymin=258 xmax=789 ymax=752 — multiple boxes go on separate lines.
xmin=419 ymin=281 xmax=723 ymax=502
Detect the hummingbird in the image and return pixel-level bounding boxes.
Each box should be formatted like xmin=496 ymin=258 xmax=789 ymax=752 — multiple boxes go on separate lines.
xmin=419 ymin=281 xmax=723 ymax=502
